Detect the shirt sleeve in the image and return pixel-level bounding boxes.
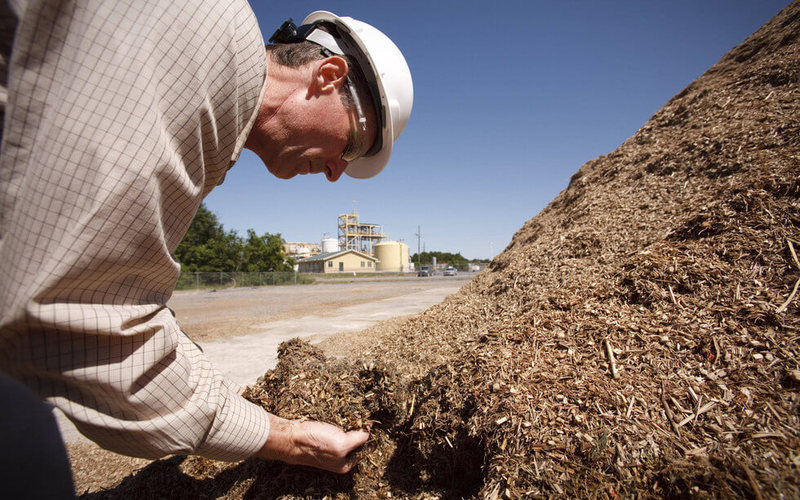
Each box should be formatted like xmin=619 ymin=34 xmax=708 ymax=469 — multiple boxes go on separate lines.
xmin=0 ymin=0 xmax=270 ymax=461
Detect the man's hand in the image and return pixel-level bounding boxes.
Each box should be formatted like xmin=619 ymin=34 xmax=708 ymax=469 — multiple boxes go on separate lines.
xmin=255 ymin=413 xmax=370 ymax=473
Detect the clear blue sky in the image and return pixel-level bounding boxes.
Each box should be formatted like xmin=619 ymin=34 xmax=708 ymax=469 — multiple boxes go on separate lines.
xmin=206 ymin=0 xmax=791 ymax=260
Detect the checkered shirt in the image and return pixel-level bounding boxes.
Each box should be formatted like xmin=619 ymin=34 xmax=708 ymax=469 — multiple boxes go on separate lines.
xmin=0 ymin=0 xmax=272 ymax=461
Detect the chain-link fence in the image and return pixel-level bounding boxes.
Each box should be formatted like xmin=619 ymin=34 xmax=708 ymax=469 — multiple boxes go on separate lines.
xmin=175 ymin=272 xmax=314 ymax=290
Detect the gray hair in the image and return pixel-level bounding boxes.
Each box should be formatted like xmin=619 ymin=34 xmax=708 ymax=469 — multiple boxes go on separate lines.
xmin=266 ymin=41 xmax=327 ymax=67
xmin=266 ymin=41 xmax=367 ymax=111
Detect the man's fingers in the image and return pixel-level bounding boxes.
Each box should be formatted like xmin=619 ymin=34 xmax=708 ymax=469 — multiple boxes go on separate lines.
xmin=340 ymin=429 xmax=370 ymax=454
xmin=257 ymin=416 xmax=373 ymax=474
xmin=326 ymin=429 xmax=370 ymax=474
xmin=341 ymin=453 xmax=362 ymax=474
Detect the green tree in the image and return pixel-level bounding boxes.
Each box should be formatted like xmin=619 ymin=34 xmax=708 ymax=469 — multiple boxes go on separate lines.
xmin=174 ymin=203 xmax=293 ymax=272
xmin=410 ymin=251 xmax=469 ymax=270
xmin=241 ymin=229 xmax=295 ymax=272
xmin=176 ymin=203 xmax=225 ymax=248
xmin=176 ymin=227 xmax=241 ymax=272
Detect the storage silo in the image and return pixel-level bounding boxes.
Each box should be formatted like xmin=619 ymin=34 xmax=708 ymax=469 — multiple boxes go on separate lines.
xmin=321 ymin=237 xmax=339 ymax=254
xmin=375 ymin=241 xmax=409 ymax=272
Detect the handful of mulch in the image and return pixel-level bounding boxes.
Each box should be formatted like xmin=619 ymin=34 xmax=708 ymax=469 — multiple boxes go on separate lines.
xmin=186 ymin=339 xmax=413 ymax=499
xmin=87 ymin=340 xmax=416 ymax=499
xmin=243 ymin=338 xmax=410 ymax=432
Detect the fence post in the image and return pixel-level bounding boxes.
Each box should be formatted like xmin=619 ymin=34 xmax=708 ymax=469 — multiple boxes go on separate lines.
xmin=195 ymin=273 xmax=199 ymax=290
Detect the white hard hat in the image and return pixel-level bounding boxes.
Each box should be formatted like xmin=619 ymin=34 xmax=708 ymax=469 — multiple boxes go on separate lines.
xmin=296 ymin=12 xmax=414 ymax=179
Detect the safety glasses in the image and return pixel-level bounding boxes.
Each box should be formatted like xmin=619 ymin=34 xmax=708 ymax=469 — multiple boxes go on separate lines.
xmin=341 ymin=78 xmax=370 ymax=162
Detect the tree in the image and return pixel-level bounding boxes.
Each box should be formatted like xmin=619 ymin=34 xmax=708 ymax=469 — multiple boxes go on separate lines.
xmin=174 ymin=204 xmax=293 ymax=272
xmin=175 ymin=227 xmax=241 ymax=272
xmin=176 ymin=203 xmax=225 ymax=248
xmin=410 ymin=251 xmax=469 ymax=270
xmin=241 ymin=229 xmax=295 ymax=272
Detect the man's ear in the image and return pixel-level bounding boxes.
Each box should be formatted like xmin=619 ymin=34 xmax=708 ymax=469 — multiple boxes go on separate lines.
xmin=313 ymin=56 xmax=349 ymax=95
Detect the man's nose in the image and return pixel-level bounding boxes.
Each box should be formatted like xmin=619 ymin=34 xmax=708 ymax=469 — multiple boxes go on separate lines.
xmin=324 ymin=158 xmax=348 ymax=182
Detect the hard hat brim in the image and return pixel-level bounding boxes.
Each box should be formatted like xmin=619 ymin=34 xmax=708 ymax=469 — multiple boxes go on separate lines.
xmin=344 ymin=118 xmax=393 ymax=179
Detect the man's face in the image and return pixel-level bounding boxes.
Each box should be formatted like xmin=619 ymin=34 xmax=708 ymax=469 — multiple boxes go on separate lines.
xmin=248 ymin=57 xmax=378 ymax=183
xmin=268 ymin=94 xmax=376 ymax=182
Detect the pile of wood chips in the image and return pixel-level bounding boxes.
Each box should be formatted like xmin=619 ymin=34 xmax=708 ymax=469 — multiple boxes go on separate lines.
xmin=85 ymin=2 xmax=800 ymax=498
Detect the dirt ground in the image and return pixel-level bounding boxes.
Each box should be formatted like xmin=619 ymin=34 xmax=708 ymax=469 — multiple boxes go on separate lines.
xmin=66 ymin=276 xmax=470 ymax=494
xmin=169 ymin=276 xmax=468 ymax=342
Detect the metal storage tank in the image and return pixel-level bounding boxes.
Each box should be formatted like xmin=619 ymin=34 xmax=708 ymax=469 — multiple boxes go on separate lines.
xmin=375 ymin=241 xmax=409 ymax=272
xmin=321 ymin=237 xmax=339 ymax=253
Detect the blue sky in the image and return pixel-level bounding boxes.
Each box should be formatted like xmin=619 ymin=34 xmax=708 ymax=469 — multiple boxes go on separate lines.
xmin=206 ymin=0 xmax=791 ymax=260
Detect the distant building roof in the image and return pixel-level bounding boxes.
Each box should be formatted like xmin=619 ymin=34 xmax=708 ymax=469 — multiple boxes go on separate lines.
xmin=299 ymin=249 xmax=378 ymax=263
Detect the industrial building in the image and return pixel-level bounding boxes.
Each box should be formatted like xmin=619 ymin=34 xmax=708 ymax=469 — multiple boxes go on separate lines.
xmin=283 ymin=241 xmax=321 ymax=261
xmin=338 ymin=210 xmax=386 ymax=255
xmin=296 ymin=249 xmax=378 ymax=274
xmin=291 ymin=211 xmax=411 ymax=274
xmin=373 ymin=240 xmax=410 ymax=273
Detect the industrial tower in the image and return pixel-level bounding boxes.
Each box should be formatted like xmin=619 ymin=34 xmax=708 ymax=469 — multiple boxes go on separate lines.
xmin=337 ymin=210 xmax=386 ymax=255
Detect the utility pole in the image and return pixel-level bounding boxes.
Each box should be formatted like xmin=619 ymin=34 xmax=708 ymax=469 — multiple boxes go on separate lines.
xmin=415 ymin=225 xmax=421 ymax=267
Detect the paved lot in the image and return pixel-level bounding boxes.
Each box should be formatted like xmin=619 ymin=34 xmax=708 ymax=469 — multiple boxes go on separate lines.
xmin=200 ymin=282 xmax=463 ymax=387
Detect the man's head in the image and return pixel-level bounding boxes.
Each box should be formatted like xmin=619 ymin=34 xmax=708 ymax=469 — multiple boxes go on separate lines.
xmin=244 ymin=12 xmax=413 ymax=182
xmin=265 ymin=41 xmax=364 ymax=110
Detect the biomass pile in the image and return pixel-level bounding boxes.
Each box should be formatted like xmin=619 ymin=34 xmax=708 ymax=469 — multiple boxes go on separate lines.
xmin=84 ymin=3 xmax=799 ymax=498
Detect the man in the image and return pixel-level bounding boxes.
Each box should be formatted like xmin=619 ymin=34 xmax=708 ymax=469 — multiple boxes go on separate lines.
xmin=0 ymin=0 xmax=413 ymax=489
